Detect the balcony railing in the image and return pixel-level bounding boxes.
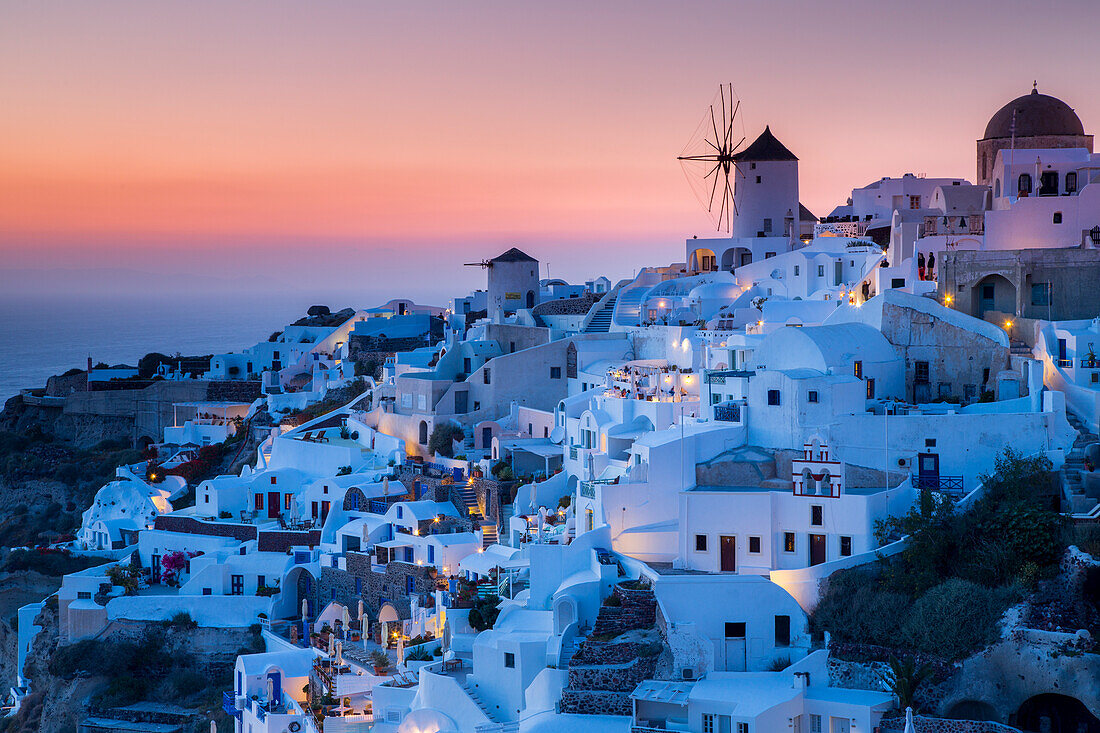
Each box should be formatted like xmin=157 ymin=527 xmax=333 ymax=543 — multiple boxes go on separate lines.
xmin=1057 ymin=358 xmax=1073 ymax=368
xmin=1080 ymin=357 xmax=1100 ymax=369
xmin=223 ymin=691 xmax=241 ymax=720
xmin=714 ymin=403 xmax=742 ymax=423
xmin=912 ymin=474 xmax=965 ymax=496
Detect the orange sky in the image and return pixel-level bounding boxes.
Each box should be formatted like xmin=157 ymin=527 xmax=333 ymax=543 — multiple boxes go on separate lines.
xmin=2 ymin=0 xmax=1099 ymax=297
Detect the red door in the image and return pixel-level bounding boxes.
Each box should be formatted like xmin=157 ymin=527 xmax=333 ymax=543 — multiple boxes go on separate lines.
xmin=810 ymin=534 xmax=827 ymax=566
xmin=268 ymin=491 xmax=280 ymax=519
xmin=720 ymin=536 xmax=736 ymax=572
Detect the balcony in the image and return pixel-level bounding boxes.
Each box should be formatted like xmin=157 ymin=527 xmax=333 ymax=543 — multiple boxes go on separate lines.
xmin=222 ymin=690 xmax=241 ymax=720
xmin=912 ymin=474 xmax=964 ymax=496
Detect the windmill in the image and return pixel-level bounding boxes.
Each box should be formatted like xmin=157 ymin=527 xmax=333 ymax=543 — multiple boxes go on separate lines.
xmin=677 ymin=84 xmax=747 ymax=233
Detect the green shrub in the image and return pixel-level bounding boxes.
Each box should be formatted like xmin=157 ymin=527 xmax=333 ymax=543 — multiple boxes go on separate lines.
xmin=428 ymin=422 xmax=465 ymax=459
xmin=768 ymin=656 xmax=791 ymax=671
xmin=602 ymin=594 xmax=622 ymax=607
xmin=900 ymin=579 xmax=1010 ymax=660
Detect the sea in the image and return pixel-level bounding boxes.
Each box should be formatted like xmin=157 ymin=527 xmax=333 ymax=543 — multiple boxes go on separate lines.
xmin=0 ymin=290 xmax=356 ymax=403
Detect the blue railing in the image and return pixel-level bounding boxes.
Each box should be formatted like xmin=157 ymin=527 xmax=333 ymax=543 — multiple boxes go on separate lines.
xmin=222 ymin=690 xmax=240 ymax=719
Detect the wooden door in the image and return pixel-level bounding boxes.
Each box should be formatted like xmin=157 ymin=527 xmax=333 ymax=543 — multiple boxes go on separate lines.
xmin=268 ymin=491 xmax=280 ymax=519
xmin=917 ymin=452 xmax=939 ymax=487
xmin=809 ymin=534 xmax=826 ymax=566
xmin=720 ymin=536 xmax=736 ymax=572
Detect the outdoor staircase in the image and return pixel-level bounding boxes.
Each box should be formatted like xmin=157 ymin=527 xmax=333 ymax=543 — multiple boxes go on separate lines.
xmin=457 ymin=480 xmax=480 ymax=518
xmin=582 ymin=294 xmax=617 ymax=333
xmin=1062 ymin=412 xmax=1099 ymax=514
xmin=479 ymin=522 xmax=499 ymax=549
xmin=1010 ymin=338 xmax=1033 ymax=357
xmin=462 ymin=681 xmax=505 ymax=724
xmin=611 ymin=286 xmax=648 ymax=326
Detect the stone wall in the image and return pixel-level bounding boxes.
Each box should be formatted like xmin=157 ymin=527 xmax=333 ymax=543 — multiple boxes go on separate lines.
xmin=343 ymin=552 xmax=435 ymax=619
xmin=590 ymin=584 xmax=656 ymax=637
xmin=152 ymin=516 xmax=257 ymax=541
xmin=559 ymin=689 xmax=633 ymax=717
xmin=257 ymin=529 xmax=321 ymax=552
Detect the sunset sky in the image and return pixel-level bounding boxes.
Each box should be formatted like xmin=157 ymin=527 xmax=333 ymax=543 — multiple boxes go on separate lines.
xmin=2 ymin=0 xmax=1098 ymax=301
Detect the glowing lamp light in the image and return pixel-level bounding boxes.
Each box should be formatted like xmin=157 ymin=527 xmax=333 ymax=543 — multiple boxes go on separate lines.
xmin=1004 ymin=320 xmax=1014 ymax=330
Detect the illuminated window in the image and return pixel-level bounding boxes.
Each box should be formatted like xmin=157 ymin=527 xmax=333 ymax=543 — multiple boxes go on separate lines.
xmin=783 ymin=532 xmax=795 ymax=553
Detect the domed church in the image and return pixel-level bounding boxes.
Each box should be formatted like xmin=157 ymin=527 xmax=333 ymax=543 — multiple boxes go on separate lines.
xmin=976 ymin=84 xmax=1093 ymax=185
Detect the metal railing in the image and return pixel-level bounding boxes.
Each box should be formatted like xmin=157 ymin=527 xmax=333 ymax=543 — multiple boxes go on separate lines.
xmin=1057 ymin=358 xmax=1074 ymax=368
xmin=912 ymin=474 xmax=965 ymax=495
xmin=714 ymin=403 xmax=742 ymax=422
xmin=222 ymin=690 xmax=240 ymax=719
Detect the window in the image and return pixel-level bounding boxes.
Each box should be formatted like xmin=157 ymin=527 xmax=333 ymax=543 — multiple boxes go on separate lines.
xmin=257 ymin=575 xmax=265 ymax=588
xmin=749 ymin=536 xmax=761 ymax=554
xmin=1032 ymin=283 xmax=1052 ymax=306
xmin=811 ymin=505 xmax=823 ymax=526
xmin=695 ymin=534 xmax=708 ymax=552
xmin=204 ymin=494 xmax=210 ymax=504
xmin=925 ymin=438 xmax=937 ymax=448
xmin=891 ymin=277 xmax=906 ymax=288
xmin=1053 ymin=212 xmax=1063 ymax=224
xmin=254 ymin=494 xmax=264 ymax=510
xmin=765 ymin=251 xmax=775 ymax=259
xmin=755 ymin=175 xmax=761 ymax=184
xmin=509 ymin=341 xmax=516 ymax=353
xmin=230 ymin=575 xmax=244 ymax=595
xmin=775 ymin=615 xmax=791 ymax=647
xmin=866 ymin=377 xmax=876 ymax=399
xmin=203 ymin=588 xmax=212 ymax=596
xmin=428 ymin=545 xmax=435 ymax=563
xmin=724 ymin=622 xmax=746 ymax=638
xmin=77 ymin=591 xmax=91 ymax=600
xmin=909 ymin=195 xmax=921 ymax=209
xmin=915 ymin=361 xmax=930 ymax=384
xmin=817 ymin=265 xmax=825 ymax=277
xmin=703 ymin=714 xmax=715 ymax=733
xmin=284 ymin=494 xmax=292 ymax=510
xmin=807 ymin=390 xmax=819 ymax=404
xmin=853 ymin=361 xmax=863 ymax=379
xmin=793 ymin=265 xmax=800 ymax=276
xmin=810 ymin=714 xmax=822 ymax=733
xmin=406 ymin=576 xmax=416 ymax=594
xmin=355 ymin=577 xmax=362 ymax=594
xmin=550 ymin=366 xmax=562 ymax=379
xmin=1018 ymin=173 xmax=1032 ymax=194
xmin=767 ymin=389 xmax=781 ymax=406
xmin=840 ymin=536 xmax=852 ymax=556
xmin=463 ymin=357 xmax=471 ymax=373
xmin=783 ymin=532 xmax=795 ymax=553
xmin=484 ymin=368 xmax=491 ymax=385
xmin=737 ymin=724 xmax=749 ymax=733
xmin=1066 ymin=171 xmax=1078 ymax=193
xmin=504 ymin=652 xmax=515 ymax=668
xmin=270 ymin=476 xmax=277 ymax=485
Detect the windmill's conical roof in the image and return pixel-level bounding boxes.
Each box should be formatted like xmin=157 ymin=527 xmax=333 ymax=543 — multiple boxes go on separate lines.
xmin=732 ymin=126 xmax=798 ymax=162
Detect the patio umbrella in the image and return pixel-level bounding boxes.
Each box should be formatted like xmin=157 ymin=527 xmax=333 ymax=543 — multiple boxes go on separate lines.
xmin=396 ymin=633 xmax=405 ymax=665
xmin=266 ymin=677 xmax=274 ymax=708
xmin=336 ymin=640 xmax=344 ymax=666
xmin=328 ymin=633 xmax=335 ymax=657
xmin=358 ymin=600 xmax=369 ymax=648
xmin=903 ymin=707 xmax=915 ymax=733
xmin=383 ymin=476 xmax=390 ymax=495
xmin=537 ymin=507 xmax=547 ymax=544
xmin=210 ymin=722 xmax=217 ymax=733
xmin=342 ymin=606 xmax=351 ymax=638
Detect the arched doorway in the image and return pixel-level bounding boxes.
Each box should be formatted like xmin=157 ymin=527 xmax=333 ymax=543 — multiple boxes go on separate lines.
xmin=526 ymin=290 xmax=535 ymax=309
xmin=721 ymin=247 xmax=752 ymax=272
xmin=689 ymin=248 xmax=717 ymax=274
xmin=1013 ymin=693 xmax=1100 ymax=733
xmin=971 ymin=274 xmax=1016 ymax=319
xmin=946 ymin=700 xmax=998 ymax=722
xmin=378 ymin=602 xmax=400 ymax=647
xmin=418 ymin=421 xmax=428 ymax=445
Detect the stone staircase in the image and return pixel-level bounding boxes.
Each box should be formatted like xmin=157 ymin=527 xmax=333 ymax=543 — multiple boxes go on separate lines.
xmin=582 ymin=294 xmax=617 ymax=333
xmin=1010 ymin=338 xmax=1033 ymax=357
xmin=1062 ymin=412 xmax=1099 ymax=514
xmin=456 ymin=480 xmax=480 ymax=518
xmin=559 ymin=582 xmax=660 ymax=716
xmin=479 ymin=522 xmax=498 ymax=549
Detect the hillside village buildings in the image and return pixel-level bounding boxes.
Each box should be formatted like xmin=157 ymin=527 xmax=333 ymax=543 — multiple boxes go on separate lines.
xmin=11 ymin=85 xmax=1100 ymax=733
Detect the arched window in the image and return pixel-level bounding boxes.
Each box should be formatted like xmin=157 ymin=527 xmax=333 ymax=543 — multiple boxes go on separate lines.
xmin=418 ymin=421 xmax=428 ymax=445
xmin=1018 ymin=173 xmax=1032 ymax=195
xmin=526 ymin=291 xmax=535 ymax=309
xmin=994 ymin=179 xmax=1001 ymax=198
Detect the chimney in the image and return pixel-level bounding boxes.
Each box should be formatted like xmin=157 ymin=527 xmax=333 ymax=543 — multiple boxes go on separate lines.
xmin=87 ymin=356 xmax=93 ymax=372
xmin=793 ymin=671 xmax=810 ymax=690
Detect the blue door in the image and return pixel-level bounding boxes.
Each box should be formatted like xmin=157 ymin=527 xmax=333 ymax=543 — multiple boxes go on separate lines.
xmin=266 ymin=671 xmax=281 ymax=701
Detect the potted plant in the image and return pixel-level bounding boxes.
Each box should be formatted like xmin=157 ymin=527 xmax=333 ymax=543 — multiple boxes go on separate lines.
xmin=370 ymin=649 xmax=393 ymax=676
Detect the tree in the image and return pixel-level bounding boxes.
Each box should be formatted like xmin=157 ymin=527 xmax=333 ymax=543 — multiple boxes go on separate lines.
xmin=888 ymin=657 xmax=933 ymax=711
xmin=428 ymin=422 xmax=464 ymax=459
